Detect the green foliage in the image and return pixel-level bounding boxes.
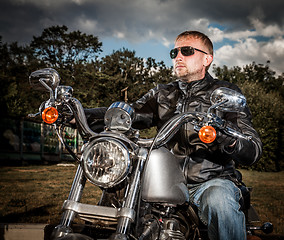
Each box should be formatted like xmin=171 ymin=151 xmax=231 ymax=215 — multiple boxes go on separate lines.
xmin=240 ymin=82 xmax=283 ymax=171
xmin=0 ymin=25 xmax=103 ymax=117
xmin=0 ymin=38 xmax=43 ymax=116
xmin=67 ymin=64 xmax=123 ymax=107
xmin=30 ymin=25 xmax=102 ymax=68
xmin=97 ymin=48 xmax=174 ymax=103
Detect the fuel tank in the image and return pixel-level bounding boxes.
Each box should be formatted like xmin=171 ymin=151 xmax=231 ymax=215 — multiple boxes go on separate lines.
xmin=141 ymin=147 xmax=189 ymax=205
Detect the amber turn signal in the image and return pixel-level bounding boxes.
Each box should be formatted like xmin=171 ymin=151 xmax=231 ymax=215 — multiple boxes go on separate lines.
xmin=42 ymin=107 xmax=58 ymax=124
xmin=198 ymin=126 xmax=216 ymax=143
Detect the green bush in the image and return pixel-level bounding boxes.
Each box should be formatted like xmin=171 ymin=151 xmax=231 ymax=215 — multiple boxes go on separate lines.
xmin=239 ymin=81 xmax=284 ymax=171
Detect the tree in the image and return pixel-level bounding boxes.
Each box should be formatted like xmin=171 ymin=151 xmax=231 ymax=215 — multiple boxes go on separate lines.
xmin=0 ymin=26 xmax=103 ymax=117
xmin=0 ymin=38 xmax=42 ymax=116
xmin=213 ymin=62 xmax=284 ymax=95
xmin=30 ymin=25 xmax=102 ymax=69
xmin=98 ymin=49 xmax=174 ymax=103
xmin=240 ymin=81 xmax=284 ymax=171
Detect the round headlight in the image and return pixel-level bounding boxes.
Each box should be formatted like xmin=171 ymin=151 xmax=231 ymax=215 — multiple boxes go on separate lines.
xmin=82 ymin=137 xmax=131 ymax=188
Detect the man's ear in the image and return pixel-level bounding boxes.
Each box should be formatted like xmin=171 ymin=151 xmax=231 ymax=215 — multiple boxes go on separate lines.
xmin=204 ymin=54 xmax=213 ymax=67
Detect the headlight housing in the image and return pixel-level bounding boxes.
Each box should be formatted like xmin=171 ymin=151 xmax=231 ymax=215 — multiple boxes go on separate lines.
xmin=82 ymin=137 xmax=131 ymax=188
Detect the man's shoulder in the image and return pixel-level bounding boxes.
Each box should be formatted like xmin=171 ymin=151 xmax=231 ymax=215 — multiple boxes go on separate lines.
xmin=210 ymin=76 xmax=241 ymax=92
xmin=133 ymin=81 xmax=178 ymax=106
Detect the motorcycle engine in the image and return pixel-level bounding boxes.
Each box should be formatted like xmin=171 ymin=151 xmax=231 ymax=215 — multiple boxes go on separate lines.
xmin=160 ymin=219 xmax=186 ymax=240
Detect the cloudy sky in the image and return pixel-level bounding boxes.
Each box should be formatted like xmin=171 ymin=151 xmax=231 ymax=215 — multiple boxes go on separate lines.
xmin=1 ymin=0 xmax=284 ymax=75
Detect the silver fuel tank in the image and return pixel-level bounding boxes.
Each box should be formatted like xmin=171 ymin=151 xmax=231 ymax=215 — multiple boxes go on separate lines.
xmin=142 ymin=147 xmax=189 ymax=205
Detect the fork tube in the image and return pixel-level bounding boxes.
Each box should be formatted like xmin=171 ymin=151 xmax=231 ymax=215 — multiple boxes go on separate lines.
xmin=115 ymin=148 xmax=148 ymax=235
xmin=52 ymin=164 xmax=86 ymax=238
xmin=62 ymin=164 xmax=86 ymax=225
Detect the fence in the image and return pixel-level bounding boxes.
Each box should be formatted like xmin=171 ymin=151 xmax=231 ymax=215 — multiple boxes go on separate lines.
xmin=0 ymin=117 xmax=83 ymax=165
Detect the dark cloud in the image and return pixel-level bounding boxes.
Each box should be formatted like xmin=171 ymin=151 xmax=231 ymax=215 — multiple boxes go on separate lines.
xmin=0 ymin=1 xmax=44 ymax=43
xmin=1 ymin=0 xmax=283 ymax=44
xmin=0 ymin=0 xmax=283 ymax=74
xmin=185 ymin=0 xmax=284 ymax=27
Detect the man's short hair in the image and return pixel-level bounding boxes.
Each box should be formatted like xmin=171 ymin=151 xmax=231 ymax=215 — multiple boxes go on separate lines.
xmin=176 ymin=31 xmax=213 ymax=56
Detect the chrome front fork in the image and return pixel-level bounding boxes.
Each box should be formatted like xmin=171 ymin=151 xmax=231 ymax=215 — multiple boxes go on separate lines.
xmin=51 ymin=164 xmax=86 ymax=239
xmin=111 ymin=147 xmax=148 ymax=240
xmin=51 ymin=148 xmax=148 ymax=240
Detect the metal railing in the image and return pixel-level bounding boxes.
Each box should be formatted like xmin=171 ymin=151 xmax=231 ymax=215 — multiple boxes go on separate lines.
xmin=0 ymin=117 xmax=83 ymax=164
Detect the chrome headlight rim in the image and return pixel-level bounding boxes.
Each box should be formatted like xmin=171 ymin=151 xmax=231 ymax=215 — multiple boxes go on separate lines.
xmin=81 ymin=137 xmax=131 ymax=188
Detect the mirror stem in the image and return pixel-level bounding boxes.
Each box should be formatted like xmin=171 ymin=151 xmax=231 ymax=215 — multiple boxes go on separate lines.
xmin=207 ymin=99 xmax=228 ymax=114
xmin=40 ymin=78 xmax=55 ymax=104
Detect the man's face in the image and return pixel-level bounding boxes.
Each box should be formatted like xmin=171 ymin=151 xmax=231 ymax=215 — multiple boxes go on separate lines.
xmin=172 ymin=37 xmax=212 ymax=82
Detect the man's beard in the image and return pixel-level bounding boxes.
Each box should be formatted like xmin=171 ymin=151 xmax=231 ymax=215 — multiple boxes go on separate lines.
xmin=174 ymin=67 xmax=203 ymax=82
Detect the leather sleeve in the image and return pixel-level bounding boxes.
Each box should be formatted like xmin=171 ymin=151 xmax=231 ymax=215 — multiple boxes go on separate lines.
xmin=131 ymin=85 xmax=162 ymax=129
xmin=132 ymin=82 xmax=180 ymax=129
xmin=84 ymin=107 xmax=107 ymax=133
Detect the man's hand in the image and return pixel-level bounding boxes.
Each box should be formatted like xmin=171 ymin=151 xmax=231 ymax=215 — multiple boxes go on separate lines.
xmin=215 ymin=121 xmax=239 ymax=151
xmin=216 ymin=131 xmax=236 ymax=148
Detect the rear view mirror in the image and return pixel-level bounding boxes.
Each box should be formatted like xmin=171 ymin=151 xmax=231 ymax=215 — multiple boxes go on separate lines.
xmin=29 ymin=68 xmax=60 ymax=92
xmin=210 ymin=87 xmax=246 ymax=112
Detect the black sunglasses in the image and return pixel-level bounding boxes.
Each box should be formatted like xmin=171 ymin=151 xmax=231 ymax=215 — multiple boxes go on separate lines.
xmin=170 ymin=46 xmax=208 ymax=59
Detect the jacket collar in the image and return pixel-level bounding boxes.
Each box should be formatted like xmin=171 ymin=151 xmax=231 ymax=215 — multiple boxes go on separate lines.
xmin=177 ymin=72 xmax=214 ymax=96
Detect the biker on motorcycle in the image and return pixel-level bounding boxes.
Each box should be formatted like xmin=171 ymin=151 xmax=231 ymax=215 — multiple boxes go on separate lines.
xmin=83 ymin=30 xmax=262 ymax=240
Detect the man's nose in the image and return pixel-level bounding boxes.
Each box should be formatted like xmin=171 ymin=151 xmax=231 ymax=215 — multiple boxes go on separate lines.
xmin=176 ymin=49 xmax=183 ymax=60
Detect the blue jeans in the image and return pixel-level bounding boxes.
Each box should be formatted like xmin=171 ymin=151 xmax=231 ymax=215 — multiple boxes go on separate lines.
xmin=188 ymin=178 xmax=246 ymax=240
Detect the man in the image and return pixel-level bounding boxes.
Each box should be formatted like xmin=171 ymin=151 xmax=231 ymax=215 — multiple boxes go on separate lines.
xmin=130 ymin=31 xmax=262 ymax=240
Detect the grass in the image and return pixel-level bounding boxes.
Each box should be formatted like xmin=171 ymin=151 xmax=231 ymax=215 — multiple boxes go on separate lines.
xmin=0 ymin=165 xmax=283 ymax=236
xmin=240 ymin=170 xmax=284 ymax=235
xmin=0 ymin=165 xmax=101 ymax=224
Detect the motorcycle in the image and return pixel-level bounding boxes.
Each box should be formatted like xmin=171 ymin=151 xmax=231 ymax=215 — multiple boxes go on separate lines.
xmin=28 ymin=68 xmax=273 ymax=240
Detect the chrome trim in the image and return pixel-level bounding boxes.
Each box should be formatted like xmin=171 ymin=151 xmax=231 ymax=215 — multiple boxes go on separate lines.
xmin=63 ymin=200 xmax=136 ymax=222
xmin=65 ymin=97 xmax=97 ymax=139
xmin=115 ymin=147 xmax=148 ymax=234
xmin=104 ymin=102 xmax=134 ymax=132
xmin=107 ymin=102 xmax=134 ymax=117
xmin=56 ymin=86 xmax=73 ymax=99
xmin=137 ymin=112 xmax=200 ymax=147
xmin=210 ymin=87 xmax=247 ymax=112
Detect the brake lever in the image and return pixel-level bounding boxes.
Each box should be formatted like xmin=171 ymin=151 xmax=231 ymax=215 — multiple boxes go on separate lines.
xmin=224 ymin=127 xmax=252 ymax=141
xmin=203 ymin=113 xmax=252 ymax=141
xmin=28 ymin=112 xmax=40 ymax=118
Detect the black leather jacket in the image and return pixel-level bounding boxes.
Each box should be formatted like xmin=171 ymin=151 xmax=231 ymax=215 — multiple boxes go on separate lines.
xmin=131 ymin=73 xmax=262 ymax=183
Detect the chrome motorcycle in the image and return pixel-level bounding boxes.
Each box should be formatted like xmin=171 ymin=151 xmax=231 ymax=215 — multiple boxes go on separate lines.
xmin=28 ymin=68 xmax=273 ymax=240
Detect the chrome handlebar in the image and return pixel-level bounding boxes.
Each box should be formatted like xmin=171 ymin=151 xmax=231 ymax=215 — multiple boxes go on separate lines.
xmin=137 ymin=112 xmax=201 ymax=148
xmin=29 ymin=86 xmax=252 ymax=146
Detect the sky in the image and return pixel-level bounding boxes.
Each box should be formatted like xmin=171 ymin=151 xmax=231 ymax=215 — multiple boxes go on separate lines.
xmin=1 ymin=0 xmax=284 ymax=76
